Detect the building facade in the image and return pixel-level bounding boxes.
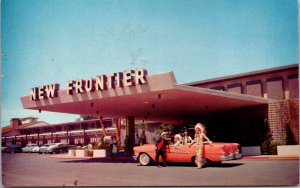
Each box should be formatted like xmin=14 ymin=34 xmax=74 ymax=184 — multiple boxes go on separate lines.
xmin=2 ymin=117 xmax=116 ymax=147
xmin=2 ymin=64 xmax=299 ymax=148
xmin=185 ymin=64 xmax=298 ymax=144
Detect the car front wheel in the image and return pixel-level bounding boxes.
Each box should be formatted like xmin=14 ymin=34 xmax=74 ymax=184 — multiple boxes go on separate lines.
xmin=139 ymin=153 xmax=152 ymax=166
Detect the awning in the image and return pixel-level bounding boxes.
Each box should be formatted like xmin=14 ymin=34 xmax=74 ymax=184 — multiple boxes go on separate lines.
xmin=21 ymin=71 xmax=269 ymax=123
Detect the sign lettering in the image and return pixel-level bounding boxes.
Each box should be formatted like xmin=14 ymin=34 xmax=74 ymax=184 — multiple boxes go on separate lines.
xmin=30 ymin=68 xmax=148 ymax=100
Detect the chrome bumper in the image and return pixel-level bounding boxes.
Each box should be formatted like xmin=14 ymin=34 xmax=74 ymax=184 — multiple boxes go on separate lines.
xmin=132 ymin=155 xmax=138 ymax=161
xmin=220 ymin=153 xmax=242 ymax=161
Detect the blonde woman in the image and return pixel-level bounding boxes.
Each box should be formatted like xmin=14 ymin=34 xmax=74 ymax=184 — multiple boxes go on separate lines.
xmin=189 ymin=123 xmax=213 ymax=169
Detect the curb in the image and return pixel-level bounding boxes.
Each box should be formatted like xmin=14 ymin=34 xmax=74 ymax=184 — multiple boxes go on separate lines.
xmin=50 ymin=154 xmax=299 ymax=161
xmin=49 ymin=155 xmax=133 ymax=160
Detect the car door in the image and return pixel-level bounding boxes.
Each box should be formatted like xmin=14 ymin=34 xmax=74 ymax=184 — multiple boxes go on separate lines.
xmin=166 ymin=145 xmax=192 ymax=162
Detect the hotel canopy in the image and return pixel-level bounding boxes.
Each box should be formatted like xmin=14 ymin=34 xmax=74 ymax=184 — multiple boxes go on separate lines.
xmin=21 ymin=69 xmax=269 ymax=123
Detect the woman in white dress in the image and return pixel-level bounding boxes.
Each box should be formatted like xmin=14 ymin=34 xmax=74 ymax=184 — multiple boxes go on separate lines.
xmin=111 ymin=135 xmax=118 ymax=157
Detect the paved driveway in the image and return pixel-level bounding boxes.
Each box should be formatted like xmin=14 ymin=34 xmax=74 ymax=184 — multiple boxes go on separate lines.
xmin=1 ymin=153 xmax=299 ymax=186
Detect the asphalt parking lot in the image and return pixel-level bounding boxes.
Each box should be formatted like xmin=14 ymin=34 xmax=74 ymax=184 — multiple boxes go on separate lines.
xmin=1 ymin=153 xmax=299 ymax=186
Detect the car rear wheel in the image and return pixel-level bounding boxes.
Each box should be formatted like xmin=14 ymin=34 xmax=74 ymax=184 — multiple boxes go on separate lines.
xmin=139 ymin=153 xmax=151 ymax=166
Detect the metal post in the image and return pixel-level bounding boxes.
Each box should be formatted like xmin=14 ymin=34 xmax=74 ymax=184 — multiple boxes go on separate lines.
xmin=83 ymin=129 xmax=86 ymax=145
xmin=37 ymin=132 xmax=40 ymax=146
xmin=66 ymin=130 xmax=69 ymax=144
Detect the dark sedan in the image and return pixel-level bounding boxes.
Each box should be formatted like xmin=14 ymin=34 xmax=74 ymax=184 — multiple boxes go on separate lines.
xmin=5 ymin=145 xmax=22 ymax=153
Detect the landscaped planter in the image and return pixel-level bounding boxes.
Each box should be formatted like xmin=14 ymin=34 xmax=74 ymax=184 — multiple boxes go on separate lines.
xmin=241 ymin=146 xmax=261 ymax=156
xmin=75 ymin=149 xmax=88 ymax=157
xmin=68 ymin=149 xmax=76 ymax=157
xmin=93 ymin=149 xmax=107 ymax=157
xmin=277 ymin=145 xmax=299 ymax=155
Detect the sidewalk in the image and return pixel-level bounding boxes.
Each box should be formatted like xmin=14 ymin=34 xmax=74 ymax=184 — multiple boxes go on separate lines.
xmin=49 ymin=153 xmax=299 ymax=161
xmin=241 ymin=155 xmax=299 ymax=160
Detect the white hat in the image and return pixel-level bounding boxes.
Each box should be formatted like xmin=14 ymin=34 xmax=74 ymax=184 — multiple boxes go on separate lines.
xmin=161 ymin=132 xmax=168 ymax=137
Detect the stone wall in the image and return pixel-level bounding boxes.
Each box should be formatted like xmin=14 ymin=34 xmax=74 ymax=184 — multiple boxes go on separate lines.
xmin=268 ymin=99 xmax=299 ymax=144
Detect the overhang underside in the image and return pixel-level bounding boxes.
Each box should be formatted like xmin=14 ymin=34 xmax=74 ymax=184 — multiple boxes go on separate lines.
xmin=22 ymin=85 xmax=269 ymax=123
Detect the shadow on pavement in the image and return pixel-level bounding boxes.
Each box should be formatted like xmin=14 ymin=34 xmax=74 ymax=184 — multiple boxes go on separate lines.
xmin=208 ymin=163 xmax=244 ymax=168
xmin=136 ymin=162 xmax=244 ymax=168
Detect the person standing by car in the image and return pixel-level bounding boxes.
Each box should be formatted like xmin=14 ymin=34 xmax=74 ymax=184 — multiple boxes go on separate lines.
xmin=140 ymin=131 xmax=146 ymax=145
xmin=135 ymin=133 xmax=140 ymax=146
xmin=189 ymin=123 xmax=213 ymax=169
xmin=182 ymin=129 xmax=192 ymax=145
xmin=155 ymin=132 xmax=169 ymax=167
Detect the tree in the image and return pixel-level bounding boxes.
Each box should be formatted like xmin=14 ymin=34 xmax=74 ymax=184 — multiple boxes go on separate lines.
xmin=286 ymin=123 xmax=296 ymax=145
xmin=76 ymin=115 xmax=98 ymax=121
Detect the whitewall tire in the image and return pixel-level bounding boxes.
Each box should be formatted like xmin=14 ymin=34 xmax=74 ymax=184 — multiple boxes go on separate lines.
xmin=139 ymin=153 xmax=151 ymax=166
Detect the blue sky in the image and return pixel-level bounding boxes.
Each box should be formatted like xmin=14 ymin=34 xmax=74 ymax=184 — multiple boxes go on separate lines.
xmin=1 ymin=0 xmax=298 ymax=126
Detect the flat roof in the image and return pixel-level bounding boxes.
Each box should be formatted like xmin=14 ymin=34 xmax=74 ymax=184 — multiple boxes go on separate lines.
xmin=184 ymin=64 xmax=298 ymax=86
xmin=21 ymin=71 xmax=269 ymax=123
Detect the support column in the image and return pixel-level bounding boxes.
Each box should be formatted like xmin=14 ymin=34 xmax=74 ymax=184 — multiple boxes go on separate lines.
xmin=37 ymin=132 xmax=40 ymax=146
xmin=262 ymin=79 xmax=268 ymax=99
xmin=83 ymin=129 xmax=86 ymax=145
xmin=283 ymin=75 xmax=290 ymax=99
xmin=126 ymin=116 xmax=135 ymax=154
xmin=66 ymin=130 xmax=69 ymax=144
xmin=241 ymin=82 xmax=247 ymax=94
xmin=115 ymin=118 xmax=121 ymax=146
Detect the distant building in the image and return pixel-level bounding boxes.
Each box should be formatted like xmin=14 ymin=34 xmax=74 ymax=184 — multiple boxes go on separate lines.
xmin=2 ymin=117 xmax=116 ymax=147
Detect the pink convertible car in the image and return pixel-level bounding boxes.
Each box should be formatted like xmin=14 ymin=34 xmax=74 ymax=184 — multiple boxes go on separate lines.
xmin=133 ymin=142 xmax=242 ymax=166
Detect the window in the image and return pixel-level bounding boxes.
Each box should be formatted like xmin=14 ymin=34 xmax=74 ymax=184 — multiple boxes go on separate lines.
xmin=288 ymin=74 xmax=299 ymax=99
xmin=267 ymin=77 xmax=284 ymax=100
xmin=227 ymin=83 xmax=242 ymax=94
xmin=246 ymin=80 xmax=262 ymax=97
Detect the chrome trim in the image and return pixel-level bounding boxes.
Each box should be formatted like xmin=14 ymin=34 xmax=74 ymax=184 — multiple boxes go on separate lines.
xmin=220 ymin=152 xmax=242 ymax=161
xmin=233 ymin=153 xmax=242 ymax=159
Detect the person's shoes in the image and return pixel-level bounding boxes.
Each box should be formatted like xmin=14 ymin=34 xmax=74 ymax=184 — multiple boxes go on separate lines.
xmin=163 ymin=163 xmax=167 ymax=167
xmin=197 ymin=166 xmax=202 ymax=169
xmin=156 ymin=164 xmax=161 ymax=167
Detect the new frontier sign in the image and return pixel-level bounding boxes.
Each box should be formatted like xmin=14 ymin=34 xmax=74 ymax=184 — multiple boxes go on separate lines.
xmin=30 ymin=68 xmax=148 ymax=101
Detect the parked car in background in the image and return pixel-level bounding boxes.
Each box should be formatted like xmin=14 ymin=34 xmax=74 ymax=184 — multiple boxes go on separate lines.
xmin=1 ymin=146 xmax=7 ymax=152
xmin=22 ymin=143 xmax=39 ymax=153
xmin=133 ymin=142 xmax=241 ymax=167
xmin=5 ymin=145 xmax=22 ymax=153
xmin=31 ymin=145 xmax=40 ymax=153
xmin=46 ymin=143 xmax=76 ymax=154
xmin=39 ymin=143 xmax=56 ymax=154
